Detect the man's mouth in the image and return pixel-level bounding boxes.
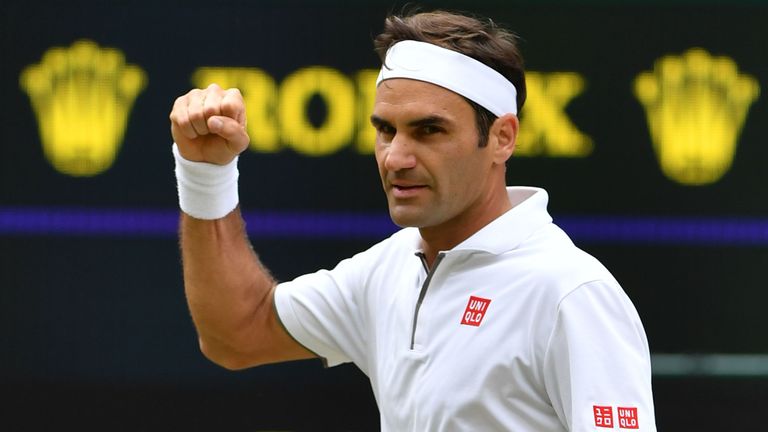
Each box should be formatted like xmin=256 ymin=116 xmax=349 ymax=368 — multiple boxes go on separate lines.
xmin=391 ymin=183 xmax=427 ymax=198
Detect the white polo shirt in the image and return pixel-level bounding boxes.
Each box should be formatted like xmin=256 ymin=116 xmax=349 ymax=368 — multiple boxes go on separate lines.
xmin=275 ymin=187 xmax=656 ymax=431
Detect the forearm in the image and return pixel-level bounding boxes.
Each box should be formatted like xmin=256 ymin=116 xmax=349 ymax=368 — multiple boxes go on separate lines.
xmin=180 ymin=209 xmax=276 ymax=367
xmin=171 ymin=84 xmax=313 ymax=368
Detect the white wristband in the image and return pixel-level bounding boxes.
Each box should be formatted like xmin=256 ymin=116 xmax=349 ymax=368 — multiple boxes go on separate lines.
xmin=172 ymin=143 xmax=239 ymax=220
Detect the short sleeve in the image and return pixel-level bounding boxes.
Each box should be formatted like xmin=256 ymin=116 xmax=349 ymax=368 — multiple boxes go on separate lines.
xmin=274 ymin=256 xmax=369 ymax=368
xmin=542 ymin=280 xmax=657 ymax=431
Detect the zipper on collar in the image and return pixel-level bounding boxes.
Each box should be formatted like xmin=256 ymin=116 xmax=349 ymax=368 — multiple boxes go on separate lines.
xmin=410 ymin=252 xmax=446 ymax=350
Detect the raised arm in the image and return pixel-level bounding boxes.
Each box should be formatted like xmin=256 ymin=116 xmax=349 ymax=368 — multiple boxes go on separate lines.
xmin=170 ymin=84 xmax=315 ymax=369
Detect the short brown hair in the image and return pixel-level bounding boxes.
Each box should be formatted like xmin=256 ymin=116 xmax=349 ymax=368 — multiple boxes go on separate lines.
xmin=374 ymin=10 xmax=526 ymax=147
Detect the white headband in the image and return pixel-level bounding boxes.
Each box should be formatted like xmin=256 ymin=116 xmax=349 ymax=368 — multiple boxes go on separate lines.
xmin=376 ymin=40 xmax=518 ymax=116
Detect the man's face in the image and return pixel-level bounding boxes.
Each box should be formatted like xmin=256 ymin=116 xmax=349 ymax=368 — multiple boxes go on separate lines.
xmin=371 ymin=78 xmax=499 ymax=231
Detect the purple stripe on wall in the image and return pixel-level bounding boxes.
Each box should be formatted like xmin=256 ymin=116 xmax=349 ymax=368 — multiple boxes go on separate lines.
xmin=0 ymin=207 xmax=767 ymax=245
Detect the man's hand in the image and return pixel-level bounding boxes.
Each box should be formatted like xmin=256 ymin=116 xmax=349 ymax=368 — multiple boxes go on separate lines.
xmin=170 ymin=83 xmax=249 ymax=165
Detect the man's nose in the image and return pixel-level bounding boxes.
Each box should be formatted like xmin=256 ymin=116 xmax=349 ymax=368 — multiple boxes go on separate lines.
xmin=384 ymin=135 xmax=417 ymax=171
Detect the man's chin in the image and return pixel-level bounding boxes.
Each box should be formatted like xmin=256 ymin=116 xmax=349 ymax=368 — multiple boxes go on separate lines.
xmin=388 ymin=208 xmax=429 ymax=228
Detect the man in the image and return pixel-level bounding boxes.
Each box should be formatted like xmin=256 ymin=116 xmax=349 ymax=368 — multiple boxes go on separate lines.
xmin=169 ymin=10 xmax=656 ymax=431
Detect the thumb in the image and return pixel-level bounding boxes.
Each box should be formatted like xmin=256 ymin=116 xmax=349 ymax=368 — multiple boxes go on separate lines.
xmin=207 ymin=115 xmax=249 ymax=154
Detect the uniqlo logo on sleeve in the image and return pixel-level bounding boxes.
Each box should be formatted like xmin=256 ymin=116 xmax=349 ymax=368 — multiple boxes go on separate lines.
xmin=593 ymin=405 xmax=614 ymax=428
xmin=618 ymin=407 xmax=639 ymax=429
xmin=460 ymin=296 xmax=491 ymax=327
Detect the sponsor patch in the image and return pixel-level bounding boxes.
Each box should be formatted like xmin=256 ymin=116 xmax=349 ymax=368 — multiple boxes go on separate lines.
xmin=460 ymin=296 xmax=491 ymax=327
xmin=618 ymin=407 xmax=639 ymax=429
xmin=593 ymin=405 xmax=614 ymax=428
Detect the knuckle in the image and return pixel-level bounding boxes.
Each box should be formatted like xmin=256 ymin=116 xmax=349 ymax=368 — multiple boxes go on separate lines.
xmin=187 ymin=108 xmax=204 ymax=124
xmin=221 ymin=98 xmax=241 ymax=114
xmin=187 ymin=89 xmax=202 ymax=101
xmin=169 ymin=109 xmax=188 ymax=127
xmin=175 ymin=115 xmax=191 ymax=129
xmin=203 ymin=104 xmax=218 ymax=118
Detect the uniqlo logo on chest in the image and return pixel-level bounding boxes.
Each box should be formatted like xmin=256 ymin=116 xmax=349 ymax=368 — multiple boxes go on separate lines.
xmin=618 ymin=407 xmax=639 ymax=429
xmin=593 ymin=405 xmax=613 ymax=428
xmin=460 ymin=296 xmax=491 ymax=327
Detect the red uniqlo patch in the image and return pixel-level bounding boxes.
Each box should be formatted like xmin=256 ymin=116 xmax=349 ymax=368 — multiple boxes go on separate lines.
xmin=593 ymin=405 xmax=614 ymax=428
xmin=460 ymin=296 xmax=491 ymax=327
xmin=617 ymin=407 xmax=639 ymax=429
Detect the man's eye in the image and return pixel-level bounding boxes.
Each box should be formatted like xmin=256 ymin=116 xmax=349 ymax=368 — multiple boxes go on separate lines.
xmin=420 ymin=125 xmax=442 ymax=135
xmin=378 ymin=125 xmax=395 ymax=135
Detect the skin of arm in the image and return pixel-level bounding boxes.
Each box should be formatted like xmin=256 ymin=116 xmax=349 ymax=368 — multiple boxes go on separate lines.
xmin=171 ymin=84 xmax=315 ymax=369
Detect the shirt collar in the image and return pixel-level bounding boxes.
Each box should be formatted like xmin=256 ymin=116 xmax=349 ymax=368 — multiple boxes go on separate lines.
xmin=404 ymin=187 xmax=553 ymax=256
xmin=450 ymin=186 xmax=553 ymax=255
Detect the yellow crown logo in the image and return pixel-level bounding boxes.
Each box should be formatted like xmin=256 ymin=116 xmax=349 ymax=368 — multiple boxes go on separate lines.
xmin=634 ymin=48 xmax=759 ymax=185
xmin=20 ymin=40 xmax=147 ymax=177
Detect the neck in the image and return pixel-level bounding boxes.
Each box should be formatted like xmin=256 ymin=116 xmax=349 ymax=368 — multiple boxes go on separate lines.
xmin=418 ymin=186 xmax=511 ymax=269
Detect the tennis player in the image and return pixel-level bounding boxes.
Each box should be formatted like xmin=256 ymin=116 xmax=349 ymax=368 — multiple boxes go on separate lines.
xmin=169 ymin=10 xmax=656 ymax=431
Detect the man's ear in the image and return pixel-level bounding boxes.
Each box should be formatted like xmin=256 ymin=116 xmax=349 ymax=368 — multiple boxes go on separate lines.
xmin=488 ymin=113 xmax=518 ymax=165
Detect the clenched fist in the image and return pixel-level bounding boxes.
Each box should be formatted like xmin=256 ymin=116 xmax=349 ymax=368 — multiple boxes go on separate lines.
xmin=170 ymin=83 xmax=249 ymax=165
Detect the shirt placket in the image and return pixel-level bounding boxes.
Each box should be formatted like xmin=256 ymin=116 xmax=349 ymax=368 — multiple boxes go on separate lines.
xmin=410 ymin=252 xmax=446 ymax=350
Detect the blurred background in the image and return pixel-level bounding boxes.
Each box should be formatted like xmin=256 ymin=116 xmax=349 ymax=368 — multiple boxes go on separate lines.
xmin=1 ymin=0 xmax=766 ymax=430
